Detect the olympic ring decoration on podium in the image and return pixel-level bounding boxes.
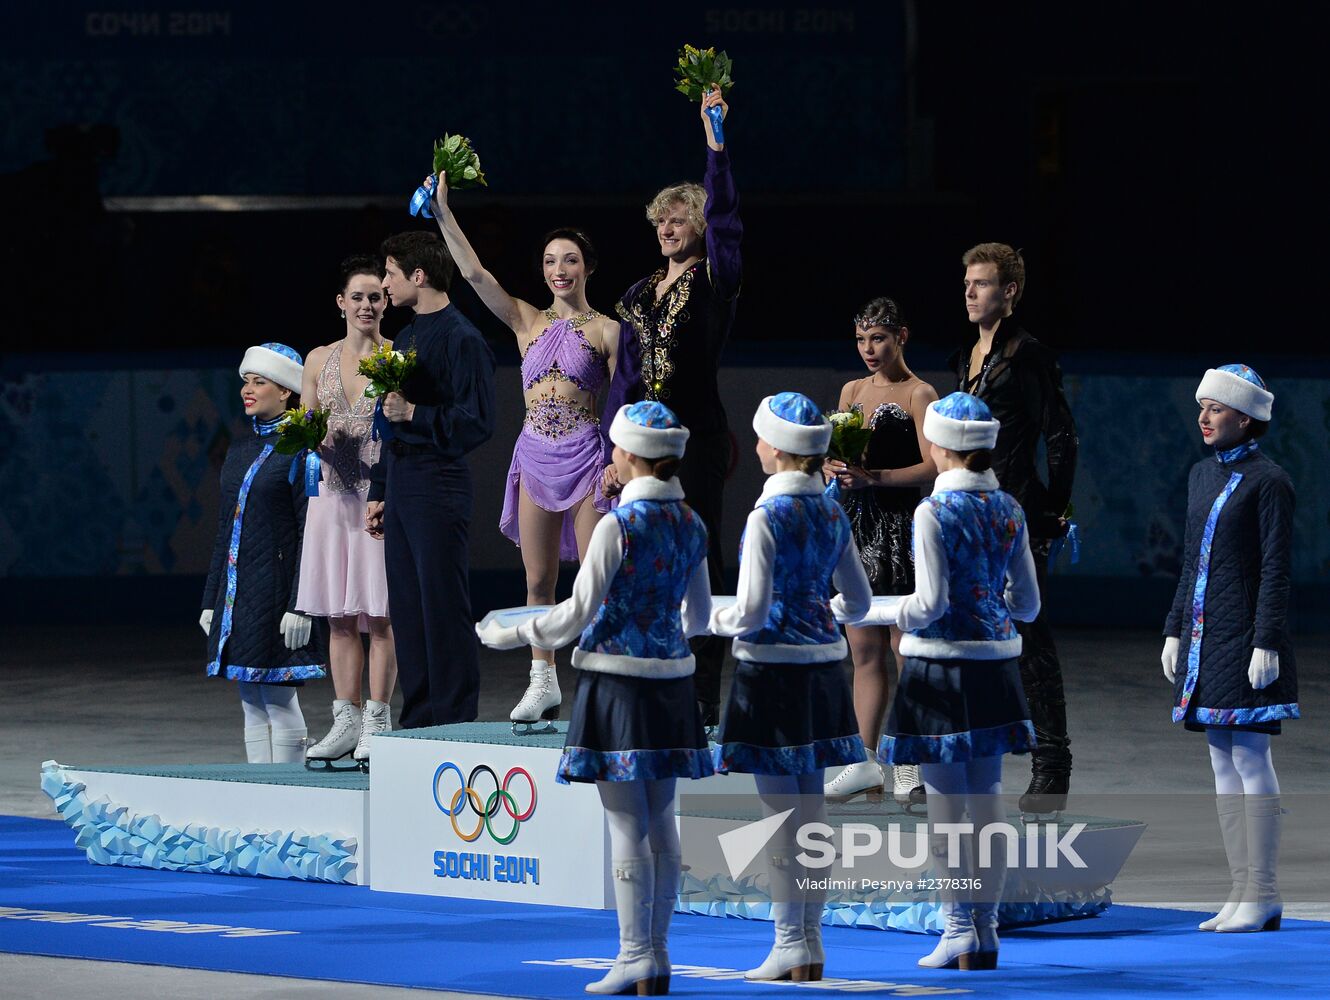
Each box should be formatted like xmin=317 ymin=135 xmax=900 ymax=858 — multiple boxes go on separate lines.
xmin=432 ymin=761 xmax=537 ymax=846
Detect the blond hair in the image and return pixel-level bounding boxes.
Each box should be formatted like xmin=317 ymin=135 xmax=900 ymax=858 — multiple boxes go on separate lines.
xmin=962 ymin=243 xmax=1026 ymax=307
xmin=645 ymin=182 xmax=707 ymax=235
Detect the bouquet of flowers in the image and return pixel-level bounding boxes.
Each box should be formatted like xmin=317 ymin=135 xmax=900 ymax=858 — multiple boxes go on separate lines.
xmin=823 ymin=404 xmax=873 ymax=501
xmin=674 ymin=44 xmax=734 ymax=144
xmin=274 ymin=407 xmax=329 ymax=456
xmin=274 ymin=407 xmax=329 ymax=496
xmin=410 ymin=133 xmax=487 ymax=218
xmin=358 ymin=343 xmax=417 ymax=398
xmin=674 ymin=44 xmax=735 ymax=101
xmin=825 ymin=404 xmax=873 ymax=464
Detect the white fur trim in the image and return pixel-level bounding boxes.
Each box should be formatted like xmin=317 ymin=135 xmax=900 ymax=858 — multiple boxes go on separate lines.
xmin=753 ymin=396 xmax=832 ymax=455
xmin=609 ymin=406 xmax=690 ymax=458
xmin=932 ymin=468 xmax=1001 ymax=495
xmin=571 ymin=648 xmax=696 ymax=679
xmin=923 ymin=402 xmax=999 ymax=451
xmin=755 ymin=470 xmax=825 ymax=506
xmin=1196 ymin=369 xmax=1274 ymax=421
xmin=730 ymin=636 xmax=848 ymax=664
xmin=619 ymin=475 xmax=686 ymax=503
xmin=239 ymin=347 xmax=303 ymax=393
xmin=899 ymin=634 xmax=1024 ymax=660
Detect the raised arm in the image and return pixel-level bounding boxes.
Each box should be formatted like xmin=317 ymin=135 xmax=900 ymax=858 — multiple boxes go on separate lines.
xmin=701 ymin=89 xmax=742 ymax=300
xmin=710 ymin=508 xmax=775 ymax=636
xmin=429 ymin=172 xmax=539 ymax=335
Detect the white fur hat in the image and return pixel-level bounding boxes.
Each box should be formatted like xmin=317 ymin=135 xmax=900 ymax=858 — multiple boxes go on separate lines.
xmin=923 ymin=392 xmax=1001 ymax=451
xmin=1195 ymin=364 xmax=1273 ymax=422
xmin=239 ymin=342 xmax=303 ymax=393
xmin=752 ymin=392 xmax=832 ymax=454
xmin=609 ymin=401 xmax=690 ymax=459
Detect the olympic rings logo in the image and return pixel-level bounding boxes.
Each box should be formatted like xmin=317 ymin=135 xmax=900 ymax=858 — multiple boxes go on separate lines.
xmin=432 ymin=762 xmax=537 ymax=846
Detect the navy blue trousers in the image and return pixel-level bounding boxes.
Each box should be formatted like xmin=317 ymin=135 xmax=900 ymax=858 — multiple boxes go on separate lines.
xmin=384 ymin=451 xmax=479 ymax=728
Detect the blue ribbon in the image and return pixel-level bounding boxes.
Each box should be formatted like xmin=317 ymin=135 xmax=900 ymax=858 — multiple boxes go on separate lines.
xmin=705 ymin=104 xmax=726 ymax=145
xmin=823 ymin=476 xmax=842 ymax=502
xmin=371 ymin=398 xmax=395 ymax=443
xmin=1049 ymin=521 xmax=1081 ymax=566
xmin=409 ymin=176 xmax=435 ymax=219
xmin=287 ymin=450 xmax=322 ymax=497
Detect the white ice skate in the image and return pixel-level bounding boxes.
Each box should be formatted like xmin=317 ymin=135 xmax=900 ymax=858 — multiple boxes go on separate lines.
xmin=510 ymin=661 xmax=560 ymax=736
xmin=353 ymin=699 xmax=391 ymax=772
xmin=824 ymin=760 xmax=885 ymax=803
xmin=894 ymin=763 xmax=927 ymax=814
xmin=305 ymin=701 xmax=361 ymax=770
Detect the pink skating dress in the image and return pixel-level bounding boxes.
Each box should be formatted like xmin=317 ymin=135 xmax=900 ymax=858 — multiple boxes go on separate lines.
xmin=296 ymin=342 xmax=390 ymax=628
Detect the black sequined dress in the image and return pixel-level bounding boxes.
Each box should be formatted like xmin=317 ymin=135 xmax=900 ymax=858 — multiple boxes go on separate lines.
xmin=839 ymin=402 xmax=921 ymax=597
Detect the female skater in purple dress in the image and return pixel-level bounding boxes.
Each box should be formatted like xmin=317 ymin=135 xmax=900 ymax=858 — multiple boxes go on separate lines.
xmin=425 ymin=174 xmax=622 ymax=731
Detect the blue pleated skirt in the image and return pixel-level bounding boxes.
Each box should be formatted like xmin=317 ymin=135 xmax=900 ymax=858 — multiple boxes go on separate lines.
xmin=556 ymin=669 xmax=715 ymax=785
xmin=878 ymin=655 xmax=1036 ymax=765
xmin=714 ymin=659 xmax=867 ymax=775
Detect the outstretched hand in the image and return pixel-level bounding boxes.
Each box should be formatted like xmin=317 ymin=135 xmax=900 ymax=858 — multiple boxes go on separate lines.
xmin=700 ymin=85 xmax=728 ymax=151
xmin=428 ymin=171 xmax=449 ymax=215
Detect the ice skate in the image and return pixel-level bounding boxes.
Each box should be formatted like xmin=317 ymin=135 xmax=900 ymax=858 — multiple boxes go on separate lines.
xmin=824 ymin=760 xmax=885 ymax=803
xmin=511 ymin=661 xmax=560 ymax=736
xmin=353 ymin=699 xmax=391 ymax=772
xmin=305 ymin=701 xmax=361 ymax=770
xmin=894 ymin=763 xmax=927 ymax=814
xmin=1018 ymin=770 xmax=1068 ymax=821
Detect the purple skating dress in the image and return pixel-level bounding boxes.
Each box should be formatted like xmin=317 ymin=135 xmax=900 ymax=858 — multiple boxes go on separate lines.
xmin=499 ymin=311 xmax=612 ymax=561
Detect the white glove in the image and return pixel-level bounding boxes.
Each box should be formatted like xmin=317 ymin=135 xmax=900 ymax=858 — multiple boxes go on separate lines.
xmin=1161 ymin=636 xmax=1179 ymax=683
xmin=475 ymin=619 xmax=525 ymax=650
xmin=199 ymin=609 xmax=214 ymax=636
xmin=280 ymin=612 xmax=312 ymax=650
xmin=1248 ymin=647 xmax=1279 ymax=690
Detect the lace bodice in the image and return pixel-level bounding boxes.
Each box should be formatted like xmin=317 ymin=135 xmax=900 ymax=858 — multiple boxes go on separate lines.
xmin=316 ymin=342 xmax=380 ymax=494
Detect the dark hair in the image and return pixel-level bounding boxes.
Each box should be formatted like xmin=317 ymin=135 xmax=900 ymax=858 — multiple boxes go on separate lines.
xmin=380 ymin=231 xmax=455 ymax=292
xmin=651 ymin=456 xmax=681 ymax=481
xmin=962 ymin=243 xmax=1026 ymax=307
xmin=854 ymin=296 xmax=906 ymax=332
xmin=539 ymin=228 xmax=598 ymax=275
xmin=791 ymin=453 xmax=824 ymax=476
xmin=284 ymin=391 xmax=302 ymax=411
xmin=1247 ymin=419 xmax=1269 ymax=440
xmin=339 ymin=254 xmax=384 ymax=290
xmin=958 ymin=449 xmax=993 ymax=472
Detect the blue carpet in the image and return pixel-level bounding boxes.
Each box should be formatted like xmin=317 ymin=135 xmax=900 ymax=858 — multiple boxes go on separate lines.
xmin=2 ymin=815 xmax=1326 ymax=997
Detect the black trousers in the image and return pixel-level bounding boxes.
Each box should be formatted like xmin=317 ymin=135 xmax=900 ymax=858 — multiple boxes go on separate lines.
xmin=384 ymin=452 xmax=479 ymax=729
xmin=676 ymin=429 xmax=730 ymax=708
xmin=1015 ymin=541 xmax=1072 ymax=775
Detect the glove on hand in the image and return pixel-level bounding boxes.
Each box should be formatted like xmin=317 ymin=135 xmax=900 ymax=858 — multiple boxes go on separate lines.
xmin=475 ymin=620 xmax=524 ymax=650
xmin=1161 ymin=636 xmax=1179 ymax=683
xmin=1248 ymin=647 xmax=1279 ymax=691
xmin=199 ymin=609 xmax=214 ymax=636
xmin=280 ymin=612 xmax=312 ymax=650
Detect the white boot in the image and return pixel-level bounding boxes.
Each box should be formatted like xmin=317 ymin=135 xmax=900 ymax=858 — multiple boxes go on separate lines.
xmin=305 ymin=700 xmax=361 ymax=767
xmin=745 ymin=899 xmax=812 ymax=981
xmin=823 ymin=760 xmax=884 ymax=802
xmin=586 ymin=858 xmax=658 ymax=995
xmin=354 ymin=700 xmax=392 ymax=766
xmin=244 ymin=725 xmax=272 ymax=764
xmin=271 ymin=728 xmax=308 ymax=764
xmin=803 ymin=877 xmax=827 ymax=981
xmin=918 ymin=901 xmax=981 ymax=969
xmin=970 ymin=832 xmax=1006 ymax=968
xmin=1217 ymin=795 xmax=1282 ymax=932
xmin=1199 ymin=794 xmax=1247 ymax=931
xmin=511 ymin=660 xmax=560 ymax=735
xmin=649 ymin=853 xmax=681 ymax=995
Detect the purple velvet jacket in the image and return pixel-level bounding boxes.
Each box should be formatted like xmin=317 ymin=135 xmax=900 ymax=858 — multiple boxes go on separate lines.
xmin=610 ymin=148 xmax=743 ymax=441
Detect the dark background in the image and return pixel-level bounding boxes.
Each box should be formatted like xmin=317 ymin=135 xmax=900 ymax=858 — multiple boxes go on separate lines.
xmin=0 ymin=1 xmax=1315 ymax=368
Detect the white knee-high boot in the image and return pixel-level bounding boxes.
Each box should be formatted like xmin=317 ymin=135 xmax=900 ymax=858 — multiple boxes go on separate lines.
xmin=649 ymin=853 xmax=680 ymax=994
xmin=244 ymin=725 xmax=272 ymax=763
xmin=918 ymin=836 xmax=979 ymax=969
xmin=586 ymin=858 xmax=658 ymax=995
xmin=1200 ymin=794 xmax=1248 ymax=931
xmin=745 ymin=854 xmax=812 ymax=982
xmin=1217 ymin=795 xmax=1282 ymax=932
xmin=802 ymin=876 xmax=827 ymax=980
